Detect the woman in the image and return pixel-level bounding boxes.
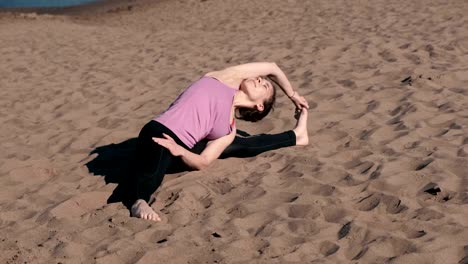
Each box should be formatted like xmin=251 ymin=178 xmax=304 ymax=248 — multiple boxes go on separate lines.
xmin=127 ymin=62 xmax=309 ymax=221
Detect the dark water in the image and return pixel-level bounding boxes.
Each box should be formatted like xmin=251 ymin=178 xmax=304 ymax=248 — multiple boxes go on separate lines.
xmin=0 ymin=0 xmax=99 ymax=8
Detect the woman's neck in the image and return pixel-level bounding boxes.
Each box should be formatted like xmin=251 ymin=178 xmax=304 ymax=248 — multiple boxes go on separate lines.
xmin=232 ymin=90 xmax=255 ymax=109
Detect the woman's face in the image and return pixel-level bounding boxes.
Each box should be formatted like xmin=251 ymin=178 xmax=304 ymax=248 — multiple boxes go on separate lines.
xmin=240 ymin=77 xmax=274 ymax=106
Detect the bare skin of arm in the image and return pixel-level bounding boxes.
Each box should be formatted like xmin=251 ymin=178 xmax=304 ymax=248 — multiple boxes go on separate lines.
xmin=153 ymin=127 xmax=236 ymax=170
xmin=206 ymin=62 xmax=309 ymax=109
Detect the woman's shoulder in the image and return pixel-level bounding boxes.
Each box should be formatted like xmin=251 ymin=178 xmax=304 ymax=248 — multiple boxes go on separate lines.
xmin=204 ymin=71 xmax=239 ymax=90
xmin=204 ymin=70 xmax=229 ymax=79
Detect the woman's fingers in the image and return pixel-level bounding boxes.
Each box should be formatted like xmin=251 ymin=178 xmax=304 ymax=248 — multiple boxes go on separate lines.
xmin=295 ymin=101 xmax=308 ymax=110
xmin=298 ymin=96 xmax=309 ymax=109
xmin=153 ymin=135 xmax=174 ymax=145
xmin=153 ymin=137 xmax=171 ymax=148
xmin=291 ymin=93 xmax=309 ymax=109
xmin=162 ymin=133 xmax=175 ymax=141
xmin=153 ymin=136 xmax=183 ymax=156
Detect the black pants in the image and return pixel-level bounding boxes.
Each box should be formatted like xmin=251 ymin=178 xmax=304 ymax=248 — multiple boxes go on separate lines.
xmin=125 ymin=120 xmax=296 ymax=204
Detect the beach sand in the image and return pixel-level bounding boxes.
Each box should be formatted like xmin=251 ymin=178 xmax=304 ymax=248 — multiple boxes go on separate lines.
xmin=1 ymin=0 xmax=467 ymax=263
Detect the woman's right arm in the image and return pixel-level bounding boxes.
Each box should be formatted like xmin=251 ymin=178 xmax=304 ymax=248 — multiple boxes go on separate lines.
xmin=213 ymin=62 xmax=294 ymax=93
xmin=153 ymin=128 xmax=236 ymax=170
xmin=180 ymin=130 xmax=235 ymax=170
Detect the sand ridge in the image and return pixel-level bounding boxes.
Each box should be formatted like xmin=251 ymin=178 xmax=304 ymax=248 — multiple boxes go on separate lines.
xmin=1 ymin=0 xmax=468 ymax=263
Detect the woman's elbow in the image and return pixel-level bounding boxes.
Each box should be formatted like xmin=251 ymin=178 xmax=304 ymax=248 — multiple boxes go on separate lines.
xmin=194 ymin=163 xmax=207 ymax=171
xmin=194 ymin=157 xmax=212 ymax=171
xmin=269 ymin=62 xmax=280 ymax=74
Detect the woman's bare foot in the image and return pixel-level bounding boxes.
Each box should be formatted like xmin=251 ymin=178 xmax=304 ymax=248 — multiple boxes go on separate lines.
xmin=131 ymin=199 xmax=161 ymax=221
xmin=293 ymin=109 xmax=309 ymax=146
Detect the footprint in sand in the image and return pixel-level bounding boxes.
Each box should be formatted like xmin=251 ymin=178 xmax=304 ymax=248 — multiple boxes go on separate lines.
xmin=419 ymin=182 xmax=441 ymax=196
xmin=244 ymin=171 xmax=265 ymax=186
xmin=209 ymin=178 xmax=234 ymax=195
xmin=310 ymin=183 xmax=336 ymax=196
xmin=378 ymin=49 xmax=397 ymax=62
xmin=404 ymin=53 xmax=422 ymax=65
xmin=346 ymin=243 xmax=368 ymax=261
xmin=368 ymin=164 xmax=383 ymax=180
xmin=277 ymin=192 xmax=301 ymax=203
xmin=366 ymin=100 xmax=379 ymax=112
xmin=323 ymin=206 xmax=348 ymax=223
xmin=286 ymin=220 xmax=320 ymax=236
xmin=369 ymin=237 xmax=417 ymax=258
xmin=339 ymin=174 xmax=362 ymax=187
xmin=356 ymin=193 xmax=381 ymax=211
xmin=319 ymin=241 xmax=340 ymax=256
xmin=356 ymin=193 xmax=407 ymax=214
xmin=381 ymin=195 xmax=407 ymax=214
xmin=449 ymin=87 xmax=468 ymax=96
xmin=160 ymin=190 xmax=180 ymax=211
xmin=437 ymin=101 xmax=456 ymax=113
xmin=287 ymin=204 xmax=315 ymax=219
xmin=418 ymin=182 xmax=454 ymax=203
xmin=226 ymin=204 xmax=249 ymax=218
xmin=359 ymin=127 xmax=377 ymax=140
xmin=339 ymin=224 xmax=372 ymax=260
xmin=405 ymin=229 xmax=427 ymax=239
xmin=414 ymin=158 xmax=434 ymax=171
xmin=343 ymin=159 xmax=374 ymax=175
xmin=338 ymin=221 xmax=352 ymax=239
xmin=199 ymin=195 xmax=212 ymax=209
xmin=337 ymin=79 xmax=356 ymax=88
xmin=238 ymin=187 xmax=266 ymax=200
xmin=411 ymin=207 xmax=444 ymax=221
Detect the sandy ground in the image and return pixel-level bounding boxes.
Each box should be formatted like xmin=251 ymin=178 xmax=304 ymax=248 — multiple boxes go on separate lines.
xmin=1 ymin=0 xmax=468 ymax=263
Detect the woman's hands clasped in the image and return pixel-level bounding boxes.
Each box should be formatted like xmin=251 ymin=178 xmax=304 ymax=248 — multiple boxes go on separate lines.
xmin=290 ymin=91 xmax=309 ymax=110
xmin=152 ymin=134 xmax=186 ymax=156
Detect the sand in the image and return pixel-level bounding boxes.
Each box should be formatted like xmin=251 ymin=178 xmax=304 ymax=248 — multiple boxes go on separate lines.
xmin=1 ymin=0 xmax=467 ymax=263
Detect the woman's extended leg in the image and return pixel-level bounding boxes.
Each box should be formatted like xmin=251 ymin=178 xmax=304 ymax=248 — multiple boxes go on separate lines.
xmin=190 ymin=109 xmax=309 ymax=158
xmin=222 ymin=109 xmax=308 ymax=158
xmin=220 ymin=131 xmax=295 ymax=158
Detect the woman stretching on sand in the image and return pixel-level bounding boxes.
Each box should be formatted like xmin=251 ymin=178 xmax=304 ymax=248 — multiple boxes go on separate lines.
xmin=126 ymin=62 xmax=310 ymax=221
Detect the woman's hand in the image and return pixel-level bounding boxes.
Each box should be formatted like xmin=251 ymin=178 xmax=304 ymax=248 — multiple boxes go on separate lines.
xmin=290 ymin=92 xmax=309 ymax=109
xmin=152 ymin=134 xmax=186 ymax=156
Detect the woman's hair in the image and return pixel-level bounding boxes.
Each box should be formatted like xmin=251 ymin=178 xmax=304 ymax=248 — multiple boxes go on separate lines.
xmin=236 ymin=74 xmax=278 ymax=122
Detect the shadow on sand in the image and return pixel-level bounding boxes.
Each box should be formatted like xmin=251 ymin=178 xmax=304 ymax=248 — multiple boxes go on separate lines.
xmin=85 ymin=130 xmax=252 ymax=207
xmin=85 ymin=138 xmax=139 ymax=207
xmin=85 ymin=137 xmax=195 ymax=208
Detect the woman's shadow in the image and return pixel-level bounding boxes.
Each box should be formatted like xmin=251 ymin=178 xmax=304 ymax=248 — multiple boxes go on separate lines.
xmin=85 ymin=138 xmax=140 ymax=207
xmin=84 ymin=138 xmax=187 ymax=207
xmin=85 ymin=130 xmax=252 ymax=207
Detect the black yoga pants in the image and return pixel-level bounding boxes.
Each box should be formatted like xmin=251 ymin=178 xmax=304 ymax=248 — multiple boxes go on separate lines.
xmin=125 ymin=120 xmax=296 ymax=204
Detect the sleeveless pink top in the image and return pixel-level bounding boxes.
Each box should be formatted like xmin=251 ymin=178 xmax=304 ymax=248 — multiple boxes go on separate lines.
xmin=154 ymin=76 xmax=237 ymax=148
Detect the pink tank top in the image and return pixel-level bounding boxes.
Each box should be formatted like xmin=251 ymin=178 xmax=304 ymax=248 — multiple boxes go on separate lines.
xmin=154 ymin=76 xmax=237 ymax=148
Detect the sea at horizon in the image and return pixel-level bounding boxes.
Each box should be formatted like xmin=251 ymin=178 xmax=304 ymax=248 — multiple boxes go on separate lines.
xmin=0 ymin=0 xmax=100 ymax=8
